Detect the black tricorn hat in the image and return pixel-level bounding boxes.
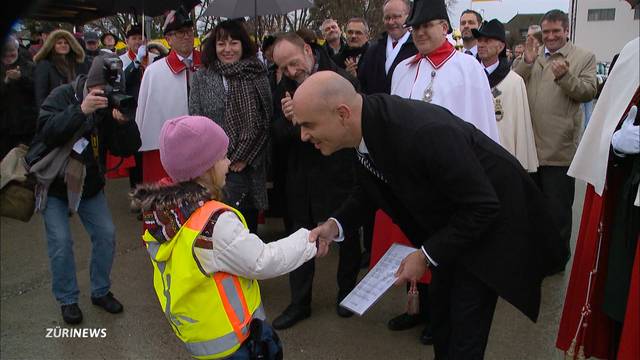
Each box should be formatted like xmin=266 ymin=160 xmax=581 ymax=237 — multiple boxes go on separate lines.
xmin=472 ymin=19 xmax=508 ymax=58
xmin=471 ymin=19 xmax=506 ymax=43
xmin=163 ymin=4 xmax=194 ymax=35
xmin=126 ymin=24 xmax=142 ymax=38
xmin=405 ymin=0 xmax=453 ymax=34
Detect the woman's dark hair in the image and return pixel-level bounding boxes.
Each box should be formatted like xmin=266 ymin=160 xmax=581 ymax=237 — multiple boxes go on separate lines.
xmin=48 ymin=33 xmax=79 ymax=82
xmin=202 ymin=19 xmax=256 ymax=67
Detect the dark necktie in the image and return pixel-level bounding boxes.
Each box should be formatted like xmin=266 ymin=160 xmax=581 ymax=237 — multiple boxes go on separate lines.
xmin=392 ymin=40 xmax=398 ymax=49
xmin=465 ymin=50 xmax=473 ymax=55
xmin=183 ymin=58 xmax=192 ymax=95
xmin=356 ymin=148 xmax=387 ymax=183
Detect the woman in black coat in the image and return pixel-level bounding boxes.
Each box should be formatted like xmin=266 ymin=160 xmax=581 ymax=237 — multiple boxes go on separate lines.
xmin=0 ymin=37 xmax=38 ymax=159
xmin=33 ymin=29 xmax=89 ymax=107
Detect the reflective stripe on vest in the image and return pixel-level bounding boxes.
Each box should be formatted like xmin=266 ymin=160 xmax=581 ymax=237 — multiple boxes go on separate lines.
xmin=143 ymin=200 xmax=262 ymax=359
xmin=185 ymin=304 xmax=266 ymax=357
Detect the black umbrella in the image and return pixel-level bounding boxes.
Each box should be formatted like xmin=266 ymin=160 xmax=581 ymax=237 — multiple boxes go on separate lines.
xmin=26 ymin=0 xmax=200 ymax=23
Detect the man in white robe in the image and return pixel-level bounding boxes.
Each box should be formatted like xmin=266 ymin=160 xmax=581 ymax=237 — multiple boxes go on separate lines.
xmin=474 ymin=19 xmax=538 ymax=172
xmin=391 ymin=1 xmax=499 ymax=143
xmin=135 ymin=5 xmax=201 ymax=183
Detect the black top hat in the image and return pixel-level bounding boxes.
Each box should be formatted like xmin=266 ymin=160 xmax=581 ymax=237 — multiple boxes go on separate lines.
xmin=163 ymin=5 xmax=194 ymax=35
xmin=125 ymin=25 xmax=142 ymax=38
xmin=405 ymin=0 xmax=453 ymax=34
xmin=471 ymin=19 xmax=506 ymax=43
xmin=472 ymin=19 xmax=508 ymax=58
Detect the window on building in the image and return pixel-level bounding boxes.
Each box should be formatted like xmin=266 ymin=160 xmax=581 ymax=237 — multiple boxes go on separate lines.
xmin=587 ymin=8 xmax=616 ymax=21
xmin=635 ymin=6 xmax=639 ymax=20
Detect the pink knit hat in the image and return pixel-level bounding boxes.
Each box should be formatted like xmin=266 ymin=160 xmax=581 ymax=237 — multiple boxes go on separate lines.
xmin=159 ymin=116 xmax=229 ymax=183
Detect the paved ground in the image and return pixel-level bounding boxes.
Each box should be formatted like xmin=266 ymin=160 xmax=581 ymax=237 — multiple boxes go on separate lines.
xmin=0 ymin=178 xmax=584 ymax=359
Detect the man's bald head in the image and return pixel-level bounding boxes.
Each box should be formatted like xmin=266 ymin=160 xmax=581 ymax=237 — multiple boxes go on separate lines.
xmin=291 ymin=71 xmax=363 ymax=155
xmin=294 ymin=71 xmax=358 ymax=116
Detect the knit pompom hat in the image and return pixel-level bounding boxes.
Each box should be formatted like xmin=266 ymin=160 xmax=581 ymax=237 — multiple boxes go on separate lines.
xmin=159 ymin=116 xmax=229 ymax=183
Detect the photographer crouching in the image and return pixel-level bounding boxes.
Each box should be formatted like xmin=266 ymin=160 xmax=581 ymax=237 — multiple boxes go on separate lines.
xmin=25 ymin=54 xmax=141 ymax=325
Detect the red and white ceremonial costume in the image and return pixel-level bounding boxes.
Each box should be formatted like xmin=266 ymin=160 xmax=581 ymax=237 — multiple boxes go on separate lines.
xmin=557 ymin=37 xmax=639 ymax=360
xmin=135 ymin=49 xmax=201 ymax=183
xmin=391 ymin=40 xmax=500 ymax=142
xmin=120 ymin=48 xmax=158 ymax=70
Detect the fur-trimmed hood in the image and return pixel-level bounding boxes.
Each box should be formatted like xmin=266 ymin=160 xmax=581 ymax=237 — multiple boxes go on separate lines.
xmin=33 ymin=29 xmax=85 ymax=64
xmin=132 ymin=181 xmax=213 ymax=244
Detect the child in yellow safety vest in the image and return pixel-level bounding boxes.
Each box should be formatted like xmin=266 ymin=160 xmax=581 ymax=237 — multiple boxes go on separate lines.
xmin=132 ymin=115 xmax=317 ymax=359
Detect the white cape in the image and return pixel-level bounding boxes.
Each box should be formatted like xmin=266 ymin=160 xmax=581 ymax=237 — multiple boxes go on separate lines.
xmin=135 ymin=58 xmax=190 ymax=152
xmin=568 ymin=37 xmax=639 ymax=196
xmin=494 ymin=71 xmax=539 ymax=172
xmin=391 ymin=51 xmax=500 ymax=143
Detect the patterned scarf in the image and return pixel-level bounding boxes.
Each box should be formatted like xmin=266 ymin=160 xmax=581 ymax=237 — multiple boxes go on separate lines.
xmin=211 ymin=57 xmax=272 ymax=166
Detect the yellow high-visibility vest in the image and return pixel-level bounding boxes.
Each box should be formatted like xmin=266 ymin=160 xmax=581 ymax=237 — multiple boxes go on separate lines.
xmin=143 ymin=200 xmax=264 ymax=359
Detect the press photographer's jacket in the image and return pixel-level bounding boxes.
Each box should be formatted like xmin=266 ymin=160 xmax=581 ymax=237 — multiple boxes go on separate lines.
xmin=25 ymin=74 xmax=141 ymax=199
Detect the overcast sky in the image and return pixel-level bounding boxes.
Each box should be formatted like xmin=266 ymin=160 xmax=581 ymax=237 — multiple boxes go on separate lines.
xmin=448 ymin=0 xmax=570 ymax=28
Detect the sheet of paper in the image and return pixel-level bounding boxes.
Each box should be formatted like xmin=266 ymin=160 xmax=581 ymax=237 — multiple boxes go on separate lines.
xmin=339 ymin=243 xmax=417 ymax=316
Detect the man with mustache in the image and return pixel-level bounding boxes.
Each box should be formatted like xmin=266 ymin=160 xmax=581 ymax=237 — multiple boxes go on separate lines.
xmin=334 ymin=18 xmax=370 ymax=78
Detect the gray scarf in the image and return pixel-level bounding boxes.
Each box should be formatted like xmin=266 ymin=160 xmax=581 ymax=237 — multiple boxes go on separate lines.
xmin=28 ymin=127 xmax=87 ymax=214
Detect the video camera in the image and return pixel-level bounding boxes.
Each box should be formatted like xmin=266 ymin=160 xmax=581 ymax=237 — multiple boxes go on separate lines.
xmin=102 ymin=57 xmax=135 ymax=113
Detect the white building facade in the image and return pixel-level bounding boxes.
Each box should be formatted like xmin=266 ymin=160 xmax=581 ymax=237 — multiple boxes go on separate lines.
xmin=570 ymin=0 xmax=640 ymax=63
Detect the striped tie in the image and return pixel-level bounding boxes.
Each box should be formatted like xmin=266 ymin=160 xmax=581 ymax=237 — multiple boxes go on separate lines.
xmin=356 ymin=149 xmax=387 ymax=183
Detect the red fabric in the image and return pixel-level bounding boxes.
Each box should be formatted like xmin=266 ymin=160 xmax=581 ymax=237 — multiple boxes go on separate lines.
xmin=618 ymin=238 xmax=640 ymax=360
xmin=407 ymin=40 xmax=455 ymax=69
xmin=142 ymin=150 xmax=169 ymax=184
xmin=165 ymin=49 xmax=202 ymax=74
xmin=127 ymin=49 xmax=136 ymax=62
xmin=556 ymin=92 xmax=640 ymax=359
xmin=104 ymin=152 xmax=136 ymax=179
xmin=370 ymin=210 xmax=431 ymax=284
xmin=556 ymin=185 xmax=616 ymax=359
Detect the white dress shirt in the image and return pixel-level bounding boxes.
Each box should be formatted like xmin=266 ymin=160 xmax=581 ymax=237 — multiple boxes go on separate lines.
xmin=484 ymin=60 xmax=499 ymax=75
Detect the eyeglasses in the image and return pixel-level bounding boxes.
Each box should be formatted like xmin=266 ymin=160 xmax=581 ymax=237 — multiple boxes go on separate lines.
xmin=167 ymin=28 xmax=194 ymax=38
xmin=383 ymin=14 xmax=404 ymax=22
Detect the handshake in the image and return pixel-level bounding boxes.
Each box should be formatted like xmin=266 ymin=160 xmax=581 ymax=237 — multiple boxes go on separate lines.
xmin=307 ymin=219 xmax=341 ymax=258
xmin=305 ymin=218 xmax=431 ymax=285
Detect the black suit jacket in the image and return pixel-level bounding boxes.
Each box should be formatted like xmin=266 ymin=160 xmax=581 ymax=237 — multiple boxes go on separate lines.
xmin=334 ymin=94 xmax=568 ymax=321
xmin=334 ymin=42 xmax=369 ymax=71
xmin=271 ymin=44 xmax=360 ymax=224
xmin=357 ymin=32 xmax=417 ymax=95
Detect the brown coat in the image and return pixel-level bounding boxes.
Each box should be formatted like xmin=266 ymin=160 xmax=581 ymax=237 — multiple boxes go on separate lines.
xmin=513 ymin=42 xmax=597 ymax=166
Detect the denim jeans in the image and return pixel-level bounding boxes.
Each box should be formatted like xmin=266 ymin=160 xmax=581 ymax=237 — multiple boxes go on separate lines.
xmin=227 ymin=320 xmax=283 ymax=359
xmin=42 ymin=191 xmax=116 ymax=305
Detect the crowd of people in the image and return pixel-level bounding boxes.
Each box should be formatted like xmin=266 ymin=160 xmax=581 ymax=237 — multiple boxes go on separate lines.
xmin=1 ymin=0 xmax=638 ymax=359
